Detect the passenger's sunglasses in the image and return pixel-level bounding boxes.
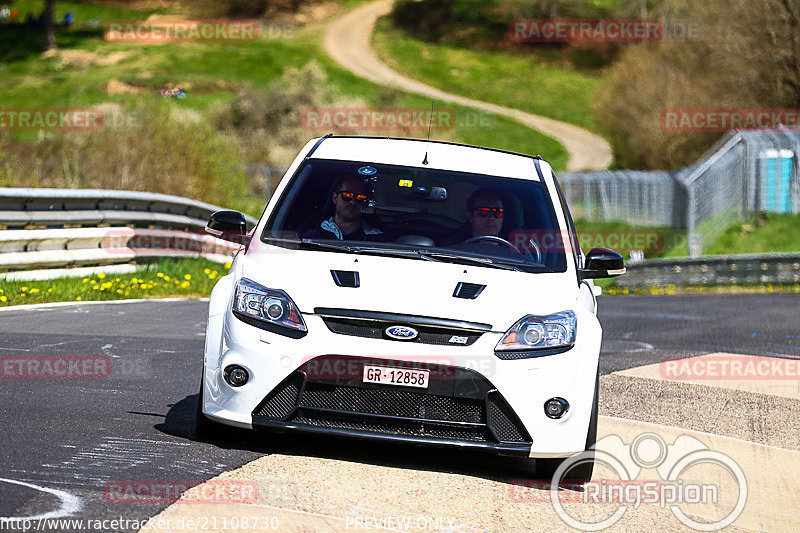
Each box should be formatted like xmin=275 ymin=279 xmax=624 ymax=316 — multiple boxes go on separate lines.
xmin=475 ymin=206 xmax=504 ymax=218
xmin=336 ymin=190 xmax=368 ymax=203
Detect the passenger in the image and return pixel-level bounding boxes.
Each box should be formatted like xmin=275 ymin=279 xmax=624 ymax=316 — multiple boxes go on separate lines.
xmin=301 ymin=176 xmax=383 ymax=241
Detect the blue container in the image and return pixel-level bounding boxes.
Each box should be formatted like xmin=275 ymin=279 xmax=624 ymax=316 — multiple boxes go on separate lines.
xmin=759 ymin=149 xmax=794 ymax=213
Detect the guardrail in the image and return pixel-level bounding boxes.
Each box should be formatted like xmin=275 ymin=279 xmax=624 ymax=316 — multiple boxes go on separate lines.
xmin=0 ymin=187 xmax=258 ymax=230
xmin=617 ymin=253 xmax=800 ymax=288
xmin=0 ymin=188 xmax=259 ymax=274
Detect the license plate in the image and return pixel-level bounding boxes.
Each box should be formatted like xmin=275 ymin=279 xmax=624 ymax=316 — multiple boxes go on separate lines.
xmin=363 ymin=365 xmax=429 ymax=389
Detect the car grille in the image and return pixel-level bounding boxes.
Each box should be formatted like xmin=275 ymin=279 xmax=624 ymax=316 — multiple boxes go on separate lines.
xmin=252 ymin=356 xmax=531 ymax=446
xmin=320 ymin=317 xmax=484 ymax=346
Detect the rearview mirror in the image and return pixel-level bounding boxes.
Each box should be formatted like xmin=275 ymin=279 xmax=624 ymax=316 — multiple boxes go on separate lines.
xmin=205 ymin=210 xmax=249 ymax=245
xmin=579 ymin=248 xmax=625 ymax=280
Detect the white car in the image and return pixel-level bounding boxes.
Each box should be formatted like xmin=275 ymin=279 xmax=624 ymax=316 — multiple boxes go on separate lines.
xmin=197 ymin=136 xmax=624 ymax=479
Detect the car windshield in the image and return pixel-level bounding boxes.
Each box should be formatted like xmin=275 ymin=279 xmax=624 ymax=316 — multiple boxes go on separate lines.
xmin=262 ymin=158 xmax=567 ymax=273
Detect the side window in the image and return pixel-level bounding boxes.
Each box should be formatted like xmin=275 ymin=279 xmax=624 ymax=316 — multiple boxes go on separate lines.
xmin=552 ymin=175 xmax=582 ymax=273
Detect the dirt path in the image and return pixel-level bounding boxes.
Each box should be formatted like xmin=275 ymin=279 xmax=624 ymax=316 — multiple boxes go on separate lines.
xmin=322 ymin=0 xmax=613 ymax=172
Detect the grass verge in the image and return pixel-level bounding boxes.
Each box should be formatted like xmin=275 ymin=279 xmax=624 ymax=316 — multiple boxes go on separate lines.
xmin=372 ymin=17 xmax=602 ymax=133
xmin=0 ymin=257 xmax=228 ymax=307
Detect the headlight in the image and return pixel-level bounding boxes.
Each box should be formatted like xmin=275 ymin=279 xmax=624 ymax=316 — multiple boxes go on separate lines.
xmin=233 ymin=278 xmax=307 ymax=334
xmin=496 ymin=311 xmax=576 ymax=351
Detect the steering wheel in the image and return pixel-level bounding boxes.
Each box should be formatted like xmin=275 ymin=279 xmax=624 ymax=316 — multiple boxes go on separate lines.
xmin=464 ymin=235 xmax=522 ymax=253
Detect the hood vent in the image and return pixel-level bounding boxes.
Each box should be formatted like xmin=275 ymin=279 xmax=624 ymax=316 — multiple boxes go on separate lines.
xmin=331 ymin=270 xmax=360 ymax=288
xmin=453 ymin=282 xmax=486 ymax=300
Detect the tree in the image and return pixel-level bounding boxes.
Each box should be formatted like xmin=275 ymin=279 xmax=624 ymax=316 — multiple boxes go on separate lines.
xmin=43 ymin=0 xmax=56 ymax=52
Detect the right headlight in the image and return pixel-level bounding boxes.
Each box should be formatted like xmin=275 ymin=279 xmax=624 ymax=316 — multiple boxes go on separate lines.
xmin=232 ymin=278 xmax=307 ymax=336
xmin=495 ymin=311 xmax=576 ymax=351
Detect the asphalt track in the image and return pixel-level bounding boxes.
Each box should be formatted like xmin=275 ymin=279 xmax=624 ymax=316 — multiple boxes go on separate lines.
xmin=1 ymin=295 xmax=798 ymax=531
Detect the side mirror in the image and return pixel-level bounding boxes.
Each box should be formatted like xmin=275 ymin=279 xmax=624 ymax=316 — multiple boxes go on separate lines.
xmin=579 ymin=248 xmax=626 ymax=280
xmin=205 ymin=210 xmax=249 ymax=245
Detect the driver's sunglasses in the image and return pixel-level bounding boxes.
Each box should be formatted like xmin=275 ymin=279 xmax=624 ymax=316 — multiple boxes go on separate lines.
xmin=475 ymin=206 xmax=504 ymax=218
xmin=337 ymin=190 xmax=368 ymax=203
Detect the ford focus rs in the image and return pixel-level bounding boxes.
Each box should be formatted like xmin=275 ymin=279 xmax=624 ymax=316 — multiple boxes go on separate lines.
xmin=196 ymin=135 xmax=624 ymax=479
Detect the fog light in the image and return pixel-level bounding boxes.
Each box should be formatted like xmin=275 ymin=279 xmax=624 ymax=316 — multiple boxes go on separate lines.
xmin=544 ymin=397 xmax=569 ymax=419
xmin=224 ymin=365 xmax=249 ymax=387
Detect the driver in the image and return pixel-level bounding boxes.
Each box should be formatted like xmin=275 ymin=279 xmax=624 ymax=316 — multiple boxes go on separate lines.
xmin=465 ymin=187 xmax=505 ymax=240
xmin=301 ymin=176 xmax=383 ymax=241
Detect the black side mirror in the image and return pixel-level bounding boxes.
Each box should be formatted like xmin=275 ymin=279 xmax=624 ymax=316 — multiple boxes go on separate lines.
xmin=579 ymin=248 xmax=626 ymax=280
xmin=205 ymin=210 xmax=249 ymax=245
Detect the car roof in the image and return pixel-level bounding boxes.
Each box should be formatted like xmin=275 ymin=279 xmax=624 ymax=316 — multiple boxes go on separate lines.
xmin=308 ymin=136 xmax=548 ymax=181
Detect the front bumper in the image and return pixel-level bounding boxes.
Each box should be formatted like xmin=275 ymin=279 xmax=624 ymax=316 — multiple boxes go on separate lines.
xmin=203 ymin=286 xmax=601 ymax=458
xmin=249 ymin=355 xmax=532 ymax=456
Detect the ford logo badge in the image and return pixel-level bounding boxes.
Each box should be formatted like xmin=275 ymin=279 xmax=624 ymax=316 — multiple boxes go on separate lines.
xmin=385 ymin=325 xmax=418 ymax=341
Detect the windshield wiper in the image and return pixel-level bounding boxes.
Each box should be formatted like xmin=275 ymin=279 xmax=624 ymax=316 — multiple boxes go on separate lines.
xmin=299 ymin=239 xmax=355 ymax=252
xmin=277 ymin=239 xmax=525 ymax=270
xmin=416 ymin=252 xmax=523 ymax=271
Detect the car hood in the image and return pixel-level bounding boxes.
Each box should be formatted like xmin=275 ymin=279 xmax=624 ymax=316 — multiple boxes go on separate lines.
xmin=240 ymin=246 xmax=578 ymax=332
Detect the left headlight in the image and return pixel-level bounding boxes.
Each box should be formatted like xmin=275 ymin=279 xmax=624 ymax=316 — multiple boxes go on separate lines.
xmin=496 ymin=311 xmax=576 ymax=352
xmin=232 ymin=278 xmax=307 ymax=335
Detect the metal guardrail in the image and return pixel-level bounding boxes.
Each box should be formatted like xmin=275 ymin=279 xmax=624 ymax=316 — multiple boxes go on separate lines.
xmin=0 ymin=188 xmax=258 ymax=273
xmin=0 ymin=187 xmax=258 ymax=230
xmin=617 ymin=253 xmax=800 ymax=288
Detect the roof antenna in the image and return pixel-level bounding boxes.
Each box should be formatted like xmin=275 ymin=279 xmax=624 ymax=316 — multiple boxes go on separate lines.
xmin=422 ymin=100 xmax=434 ymax=165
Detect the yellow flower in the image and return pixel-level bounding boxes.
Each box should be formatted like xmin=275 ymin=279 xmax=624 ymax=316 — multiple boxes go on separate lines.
xmin=92 ymin=285 xmax=100 ymax=290
xmin=0 ymin=296 xmax=6 ymax=302
xmin=163 ymin=275 xmax=170 ymax=281
xmin=125 ymin=291 xmax=130 ymax=296
xmin=116 ymin=289 xmax=123 ymax=294
xmin=29 ymin=288 xmax=40 ymax=294
xmin=157 ymin=272 xmax=164 ymax=278
xmin=76 ymin=296 xmax=82 ymax=301
xmin=115 ymin=278 xmax=120 ymax=282
xmin=184 ymin=274 xmax=191 ymax=280
xmin=180 ymin=281 xmax=190 ymax=288
xmin=82 ymin=278 xmax=89 ymax=283
xmin=98 ymin=272 xmax=106 ymax=279
xmin=204 ymin=268 xmax=211 ymax=274
xmin=47 ymin=288 xmax=53 ymax=293
xmin=224 ymin=261 xmax=232 ymax=269
xmin=21 ymin=287 xmax=28 ymax=292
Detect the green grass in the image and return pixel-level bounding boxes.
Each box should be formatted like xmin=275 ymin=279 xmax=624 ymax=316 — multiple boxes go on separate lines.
xmin=372 ymin=17 xmax=602 ymax=133
xmin=1 ymin=4 xmax=569 ymax=179
xmin=573 ymin=219 xmax=684 ymax=259
xmin=0 ymin=257 xmax=228 ymax=307
xmin=707 ymin=213 xmax=800 ymax=255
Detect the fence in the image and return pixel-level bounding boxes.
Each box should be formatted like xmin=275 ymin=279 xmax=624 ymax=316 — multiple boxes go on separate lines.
xmin=560 ymin=129 xmax=800 ymax=257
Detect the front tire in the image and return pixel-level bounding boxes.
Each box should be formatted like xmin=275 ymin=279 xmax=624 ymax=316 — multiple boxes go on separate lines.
xmin=534 ymin=372 xmax=599 ymax=482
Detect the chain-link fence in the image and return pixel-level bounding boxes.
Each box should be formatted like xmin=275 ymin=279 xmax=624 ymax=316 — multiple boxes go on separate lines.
xmin=558 ymin=170 xmax=684 ymax=227
xmin=561 ymin=129 xmax=800 ymax=257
